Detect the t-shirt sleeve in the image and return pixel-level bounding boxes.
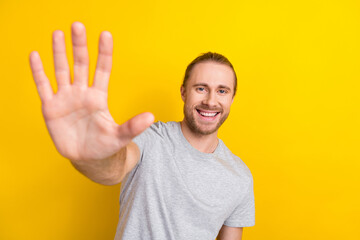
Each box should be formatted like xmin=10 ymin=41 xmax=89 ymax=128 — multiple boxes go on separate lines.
xmin=132 ymin=121 xmax=163 ymax=163
xmin=224 ymin=175 xmax=255 ymax=227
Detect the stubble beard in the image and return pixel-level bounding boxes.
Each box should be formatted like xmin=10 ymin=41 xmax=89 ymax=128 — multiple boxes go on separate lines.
xmin=183 ymin=104 xmax=229 ymax=136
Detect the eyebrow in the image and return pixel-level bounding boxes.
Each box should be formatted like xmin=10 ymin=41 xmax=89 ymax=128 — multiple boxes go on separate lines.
xmin=192 ymin=83 xmax=232 ymax=91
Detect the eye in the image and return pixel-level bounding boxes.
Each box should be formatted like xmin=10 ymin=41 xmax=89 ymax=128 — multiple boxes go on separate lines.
xmin=196 ymin=87 xmax=206 ymax=92
xmin=218 ymin=89 xmax=228 ymax=94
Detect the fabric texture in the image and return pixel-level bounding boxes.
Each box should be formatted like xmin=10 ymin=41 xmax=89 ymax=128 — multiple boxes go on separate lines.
xmin=114 ymin=121 xmax=255 ymax=240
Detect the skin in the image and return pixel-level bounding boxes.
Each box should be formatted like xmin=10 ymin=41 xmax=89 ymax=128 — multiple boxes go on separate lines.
xmin=29 ymin=22 xmax=243 ymax=239
xmin=217 ymin=225 xmax=244 ymax=240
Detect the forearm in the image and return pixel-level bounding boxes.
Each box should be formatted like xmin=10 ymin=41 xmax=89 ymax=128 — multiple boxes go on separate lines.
xmin=70 ymin=146 xmax=127 ymax=186
xmin=68 ymin=141 xmax=140 ymax=185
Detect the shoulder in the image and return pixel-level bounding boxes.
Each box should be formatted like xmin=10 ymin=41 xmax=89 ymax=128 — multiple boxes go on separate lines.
xmin=135 ymin=121 xmax=178 ymax=142
xmin=145 ymin=121 xmax=177 ymax=137
xmin=219 ymin=141 xmax=254 ymax=184
xmin=132 ymin=121 xmax=179 ymax=158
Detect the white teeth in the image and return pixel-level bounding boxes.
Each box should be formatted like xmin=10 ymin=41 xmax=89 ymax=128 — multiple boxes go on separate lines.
xmin=199 ymin=111 xmax=217 ymax=117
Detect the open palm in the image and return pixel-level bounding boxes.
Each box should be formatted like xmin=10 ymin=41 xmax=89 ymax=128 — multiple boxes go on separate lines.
xmin=29 ymin=22 xmax=153 ymax=162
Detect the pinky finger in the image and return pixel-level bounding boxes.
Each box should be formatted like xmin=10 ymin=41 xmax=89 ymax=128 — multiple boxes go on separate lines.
xmin=29 ymin=51 xmax=54 ymax=103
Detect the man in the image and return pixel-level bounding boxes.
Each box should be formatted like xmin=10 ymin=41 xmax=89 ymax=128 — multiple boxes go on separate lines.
xmin=29 ymin=22 xmax=255 ymax=240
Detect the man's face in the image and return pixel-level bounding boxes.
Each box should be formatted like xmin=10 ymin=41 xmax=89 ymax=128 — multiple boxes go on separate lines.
xmin=181 ymin=61 xmax=235 ymax=135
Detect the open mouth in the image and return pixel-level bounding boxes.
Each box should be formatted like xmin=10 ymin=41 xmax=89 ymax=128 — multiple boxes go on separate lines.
xmin=196 ymin=109 xmax=220 ymax=120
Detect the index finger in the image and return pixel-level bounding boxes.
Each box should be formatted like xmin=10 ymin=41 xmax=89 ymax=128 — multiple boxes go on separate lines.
xmin=92 ymin=31 xmax=113 ymax=93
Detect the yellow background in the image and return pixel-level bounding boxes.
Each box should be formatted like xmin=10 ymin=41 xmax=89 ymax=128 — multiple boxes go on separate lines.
xmin=1 ymin=0 xmax=359 ymax=239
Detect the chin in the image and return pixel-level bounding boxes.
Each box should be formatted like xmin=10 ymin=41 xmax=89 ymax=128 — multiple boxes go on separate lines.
xmin=184 ymin=108 xmax=229 ymax=136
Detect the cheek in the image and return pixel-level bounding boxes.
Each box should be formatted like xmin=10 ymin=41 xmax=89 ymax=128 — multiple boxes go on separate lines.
xmin=220 ymin=98 xmax=233 ymax=110
xmin=186 ymin=94 xmax=203 ymax=106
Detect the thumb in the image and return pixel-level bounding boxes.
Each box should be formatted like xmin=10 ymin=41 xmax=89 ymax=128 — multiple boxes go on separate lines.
xmin=117 ymin=112 xmax=155 ymax=143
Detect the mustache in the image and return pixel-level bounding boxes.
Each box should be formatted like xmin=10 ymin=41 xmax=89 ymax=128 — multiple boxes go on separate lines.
xmin=195 ymin=105 xmax=223 ymax=112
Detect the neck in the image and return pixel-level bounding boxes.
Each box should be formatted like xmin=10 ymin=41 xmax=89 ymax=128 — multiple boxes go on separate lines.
xmin=180 ymin=120 xmax=219 ymax=153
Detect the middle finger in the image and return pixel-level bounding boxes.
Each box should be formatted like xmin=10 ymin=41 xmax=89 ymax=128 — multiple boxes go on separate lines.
xmin=71 ymin=22 xmax=89 ymax=87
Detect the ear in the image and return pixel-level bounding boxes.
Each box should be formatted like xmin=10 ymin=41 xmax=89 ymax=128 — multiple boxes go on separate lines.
xmin=180 ymin=86 xmax=186 ymax=102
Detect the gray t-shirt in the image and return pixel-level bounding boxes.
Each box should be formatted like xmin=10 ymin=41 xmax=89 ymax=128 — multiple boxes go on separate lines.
xmin=114 ymin=121 xmax=255 ymax=240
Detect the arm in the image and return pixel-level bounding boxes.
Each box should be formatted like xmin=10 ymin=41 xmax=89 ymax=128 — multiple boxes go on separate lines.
xmin=217 ymin=225 xmax=243 ymax=240
xmin=29 ymin=22 xmax=153 ymax=185
xmin=70 ymin=141 xmax=140 ymax=185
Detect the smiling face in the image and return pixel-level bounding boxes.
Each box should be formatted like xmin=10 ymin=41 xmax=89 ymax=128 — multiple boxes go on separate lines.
xmin=181 ymin=61 xmax=235 ymax=136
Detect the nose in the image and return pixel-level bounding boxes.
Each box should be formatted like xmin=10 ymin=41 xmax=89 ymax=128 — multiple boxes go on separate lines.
xmin=202 ymin=91 xmax=217 ymax=107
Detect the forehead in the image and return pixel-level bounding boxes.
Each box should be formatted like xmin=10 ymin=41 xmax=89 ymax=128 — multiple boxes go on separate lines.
xmin=188 ymin=61 xmax=235 ymax=89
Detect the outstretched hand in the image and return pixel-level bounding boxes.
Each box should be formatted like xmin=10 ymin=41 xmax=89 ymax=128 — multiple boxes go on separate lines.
xmin=29 ymin=22 xmax=154 ymax=162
